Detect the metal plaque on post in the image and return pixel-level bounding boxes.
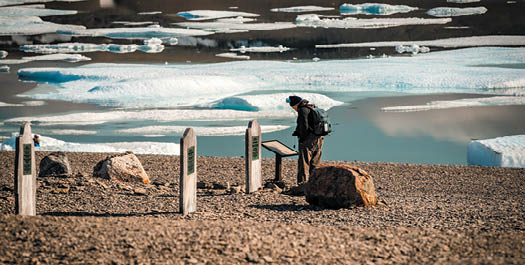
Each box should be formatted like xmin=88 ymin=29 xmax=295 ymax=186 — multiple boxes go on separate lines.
xmin=245 ymin=120 xmax=262 ymax=193
xmin=262 ymin=140 xmax=298 ymax=181
xmin=180 ymin=128 xmax=197 ymax=215
xmin=14 ymin=122 xmax=36 ymax=216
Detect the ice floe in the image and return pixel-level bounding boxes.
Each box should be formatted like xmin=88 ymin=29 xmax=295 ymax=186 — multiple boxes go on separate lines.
xmin=230 ymin=45 xmax=290 ymax=53
xmin=427 ymin=7 xmax=487 ymax=17
xmin=395 ymin=44 xmax=430 ymax=54
xmin=0 ymin=65 xmax=8 ymax=72
xmin=447 ymin=0 xmax=480 ymax=3
xmin=0 ymin=50 xmax=6 ymax=58
xmin=57 ymin=26 xmax=214 ymax=40
xmin=173 ymin=21 xmax=296 ymax=33
xmin=112 ymin=21 xmax=158 ymax=27
xmin=20 ymin=40 xmax=165 ymax=54
xmin=0 ymin=53 xmax=90 ymax=64
xmin=117 ymin=125 xmax=290 ymax=136
xmin=177 ymin=10 xmax=259 ymax=21
xmin=0 ymin=16 xmax=85 ymax=36
xmin=0 ymin=4 xmax=76 ymax=16
xmin=339 ymin=3 xmax=418 ymax=16
xmin=0 ymin=133 xmax=180 ymax=155
xmin=382 ymin=96 xmax=525 ymax=112
xmin=0 ymin=0 xmax=85 ymax=7
xmin=295 ymin=14 xmax=451 ymax=29
xmin=138 ymin=11 xmax=162 ymax=15
xmin=15 ymin=47 xmax=525 ymax=109
xmin=315 ymin=35 xmax=525 ymax=48
xmin=467 ymin=135 xmax=525 ymax=168
xmin=215 ymin=53 xmax=250 ymax=60
xmin=270 ymin=6 xmax=334 ymax=13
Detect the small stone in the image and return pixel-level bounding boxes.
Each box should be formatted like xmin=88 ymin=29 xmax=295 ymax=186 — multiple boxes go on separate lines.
xmin=134 ymin=187 xmax=147 ymax=195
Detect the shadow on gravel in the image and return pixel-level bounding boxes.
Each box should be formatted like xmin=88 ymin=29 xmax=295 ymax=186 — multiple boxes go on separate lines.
xmin=42 ymin=211 xmax=179 ymax=217
xmin=249 ymin=204 xmax=322 ymax=212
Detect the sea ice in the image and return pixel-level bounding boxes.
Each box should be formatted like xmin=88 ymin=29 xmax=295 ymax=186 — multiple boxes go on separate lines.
xmin=177 ymin=10 xmax=259 ymax=21
xmin=0 ymin=0 xmax=86 ymax=6
xmin=215 ymin=53 xmax=250 ymax=60
xmin=229 ymin=45 xmax=290 ymax=53
xmin=381 ymin=96 xmax=525 ymax=112
xmin=57 ymin=26 xmax=214 ymax=40
xmin=173 ymin=21 xmax=296 ymax=33
xmin=315 ymin=35 xmax=525 ymax=48
xmin=215 ymin=16 xmax=256 ymax=23
xmin=0 ymin=100 xmax=45 ymax=107
xmin=447 ymin=0 xmax=480 ymax=3
xmin=270 ymin=6 xmax=334 ymax=13
xmin=0 ymin=4 xmax=76 ymax=16
xmin=0 ymin=16 xmax=85 ymax=36
xmin=138 ymin=11 xmax=162 ymax=15
xmin=0 ymin=65 xmax=8 ymax=72
xmin=467 ymin=135 xmax=525 ymax=168
xmin=339 ymin=3 xmax=418 ymax=16
xmin=0 ymin=50 xmax=6 ymax=58
xmin=395 ymin=44 xmax=430 ymax=54
xmin=0 ymin=53 xmax=90 ymax=64
xmin=116 ymin=125 xmax=290 ymax=136
xmin=112 ymin=21 xmax=157 ymax=26
xmin=295 ymin=14 xmax=451 ymax=29
xmin=427 ymin=7 xmax=487 ymax=17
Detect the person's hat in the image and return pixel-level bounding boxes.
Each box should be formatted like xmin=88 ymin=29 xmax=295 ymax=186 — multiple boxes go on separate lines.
xmin=286 ymin=95 xmax=302 ymax=106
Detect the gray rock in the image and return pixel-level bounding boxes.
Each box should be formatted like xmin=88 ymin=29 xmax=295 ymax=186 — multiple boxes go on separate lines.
xmin=38 ymin=152 xmax=71 ymax=177
xmin=92 ymin=152 xmax=150 ymax=184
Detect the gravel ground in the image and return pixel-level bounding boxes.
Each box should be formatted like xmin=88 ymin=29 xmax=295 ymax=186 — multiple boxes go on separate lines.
xmin=0 ymin=151 xmax=524 ymax=264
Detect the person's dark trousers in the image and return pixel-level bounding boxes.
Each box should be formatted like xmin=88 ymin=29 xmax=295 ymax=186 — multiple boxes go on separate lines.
xmin=297 ymin=134 xmax=324 ymax=184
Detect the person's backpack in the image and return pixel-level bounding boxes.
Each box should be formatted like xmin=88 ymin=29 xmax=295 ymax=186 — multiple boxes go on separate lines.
xmin=307 ymin=106 xmax=332 ymax=136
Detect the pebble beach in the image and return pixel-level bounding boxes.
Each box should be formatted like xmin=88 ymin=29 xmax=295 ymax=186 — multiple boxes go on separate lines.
xmin=0 ymin=151 xmax=523 ymax=264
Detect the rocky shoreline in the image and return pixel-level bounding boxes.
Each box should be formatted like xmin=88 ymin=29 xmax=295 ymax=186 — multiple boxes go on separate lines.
xmin=0 ymin=151 xmax=524 ymax=264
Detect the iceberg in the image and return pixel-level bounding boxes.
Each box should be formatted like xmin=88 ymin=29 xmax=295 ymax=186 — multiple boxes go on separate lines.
xmin=176 ymin=10 xmax=259 ymax=21
xmin=0 ymin=16 xmax=85 ymax=36
xmin=57 ymin=26 xmax=214 ymax=40
xmin=382 ymin=96 xmax=525 ymax=112
xmin=340 ymin=3 xmax=418 ymax=16
xmin=20 ymin=42 xmax=165 ymax=54
xmin=0 ymin=4 xmax=76 ymax=16
xmin=229 ymin=45 xmax=290 ymax=53
xmin=395 ymin=44 xmax=430 ymax=54
xmin=295 ymin=14 xmax=451 ymax=29
xmin=271 ymin=6 xmax=334 ymax=13
xmin=137 ymin=11 xmax=162 ymax=15
xmin=215 ymin=53 xmax=250 ymax=60
xmin=0 ymin=65 xmax=8 ymax=73
xmin=0 ymin=53 xmax=90 ymax=64
xmin=0 ymin=133 xmax=180 ymax=155
xmin=467 ymin=135 xmax=525 ymax=168
xmin=0 ymin=50 xmax=6 ymax=58
xmin=427 ymin=7 xmax=488 ymax=17
xmin=315 ymin=35 xmax=525 ymax=49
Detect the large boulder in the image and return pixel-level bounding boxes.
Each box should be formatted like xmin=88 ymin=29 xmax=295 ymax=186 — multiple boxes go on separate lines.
xmin=39 ymin=152 xmax=71 ymax=177
xmin=305 ymin=164 xmax=377 ymax=208
xmin=93 ymin=152 xmax=150 ymax=184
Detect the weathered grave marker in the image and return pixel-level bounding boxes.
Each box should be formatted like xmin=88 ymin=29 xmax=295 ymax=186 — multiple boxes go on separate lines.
xmin=180 ymin=128 xmax=197 ymax=215
xmin=245 ymin=120 xmax=262 ymax=193
xmin=14 ymin=122 xmax=36 ymax=216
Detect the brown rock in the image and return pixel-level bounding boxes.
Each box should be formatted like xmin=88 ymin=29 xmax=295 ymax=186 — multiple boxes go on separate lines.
xmin=92 ymin=152 xmax=150 ymax=184
xmin=305 ymin=164 xmax=377 ymax=208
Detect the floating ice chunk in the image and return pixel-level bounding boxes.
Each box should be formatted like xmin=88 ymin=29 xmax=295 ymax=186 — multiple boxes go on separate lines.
xmin=144 ymin=37 xmax=162 ymax=45
xmin=315 ymin=35 xmax=525 ymax=48
xmin=0 ymin=0 xmax=85 ymax=7
xmin=0 ymin=133 xmax=180 ymax=155
xmin=271 ymin=6 xmax=334 ymax=13
xmin=117 ymin=125 xmax=290 ymax=136
xmin=0 ymin=53 xmax=90 ymax=64
xmin=340 ymin=3 xmax=418 ymax=16
xmin=138 ymin=11 xmax=162 ymax=15
xmin=57 ymin=26 xmax=214 ymax=40
xmin=444 ymin=26 xmax=470 ymax=29
xmin=215 ymin=16 xmax=256 ymax=23
xmin=230 ymin=45 xmax=290 ymax=53
xmin=0 ymin=101 xmax=22 ymax=107
xmin=427 ymin=7 xmax=487 ymax=17
xmin=395 ymin=44 xmax=430 ymax=54
xmin=0 ymin=50 xmax=6 ymax=58
xmin=0 ymin=65 xmax=8 ymax=73
xmin=176 ymin=10 xmax=259 ymax=21
xmin=173 ymin=21 xmax=296 ymax=33
xmin=20 ymin=42 xmax=166 ymax=54
xmin=167 ymin=38 xmax=178 ymax=45
xmin=137 ymin=43 xmax=164 ymax=53
xmin=467 ymin=135 xmax=525 ymax=168
xmin=216 ymin=53 xmax=250 ymax=60
xmin=382 ymin=96 xmax=525 ymax=112
xmin=112 ymin=21 xmax=157 ymax=26
xmin=0 ymin=16 xmax=85 ymax=36
xmin=0 ymin=4 xmax=76 ymax=16
xmin=0 ymin=100 xmax=45 ymax=106
xmin=296 ymin=14 xmax=450 ymax=29
xmin=447 ymin=0 xmax=480 ymax=3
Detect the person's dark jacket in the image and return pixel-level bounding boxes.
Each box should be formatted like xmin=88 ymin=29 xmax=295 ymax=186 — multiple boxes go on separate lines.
xmin=292 ymin=100 xmax=315 ymax=142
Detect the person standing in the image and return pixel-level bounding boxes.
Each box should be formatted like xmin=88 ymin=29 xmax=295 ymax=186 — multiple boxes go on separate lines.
xmin=287 ymin=95 xmax=324 ymax=184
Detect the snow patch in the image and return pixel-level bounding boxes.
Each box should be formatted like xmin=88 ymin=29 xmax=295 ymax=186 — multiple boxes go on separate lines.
xmin=467 ymin=135 xmax=525 ymax=168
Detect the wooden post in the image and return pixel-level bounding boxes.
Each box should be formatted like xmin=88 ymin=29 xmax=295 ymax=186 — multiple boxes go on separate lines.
xmin=274 ymin=154 xmax=283 ymax=182
xmin=180 ymin=128 xmax=197 ymax=215
xmin=14 ymin=122 xmax=36 ymax=216
xmin=245 ymin=120 xmax=262 ymax=193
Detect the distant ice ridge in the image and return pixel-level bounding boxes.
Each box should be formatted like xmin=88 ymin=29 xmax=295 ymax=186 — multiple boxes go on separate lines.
xmin=0 ymin=134 xmax=180 ymax=155
xmin=177 ymin=10 xmax=259 ymax=21
xmin=271 ymin=6 xmax=334 ymax=13
xmin=57 ymin=26 xmax=213 ymax=40
xmin=339 ymin=3 xmax=418 ymax=16
xmin=295 ymin=14 xmax=451 ymax=29
xmin=0 ymin=4 xmax=76 ymax=16
xmin=0 ymin=16 xmax=85 ymax=36
xmin=230 ymin=45 xmax=290 ymax=53
xmin=117 ymin=125 xmax=290 ymax=136
xmin=20 ymin=39 xmax=165 ymax=54
xmin=467 ymin=135 xmax=525 ymax=168
xmin=427 ymin=7 xmax=487 ymax=17
xmin=395 ymin=44 xmax=430 ymax=54
xmin=382 ymin=96 xmax=525 ymax=112
xmin=0 ymin=53 xmax=90 ymax=64
xmin=315 ymin=35 xmax=525 ymax=48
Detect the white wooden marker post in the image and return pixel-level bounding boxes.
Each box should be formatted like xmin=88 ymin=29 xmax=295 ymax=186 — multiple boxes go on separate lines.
xmin=180 ymin=128 xmax=197 ymax=215
xmin=245 ymin=120 xmax=262 ymax=193
xmin=14 ymin=122 xmax=36 ymax=216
